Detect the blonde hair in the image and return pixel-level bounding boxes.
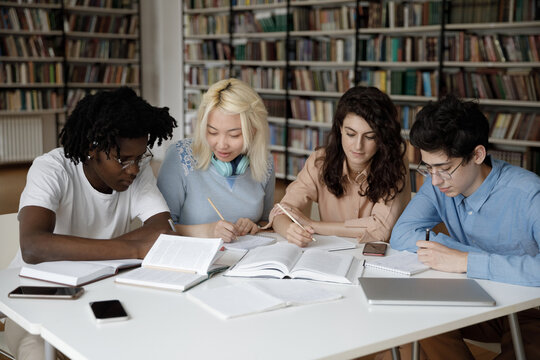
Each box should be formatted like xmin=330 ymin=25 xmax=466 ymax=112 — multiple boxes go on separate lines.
xmin=193 ymin=78 xmax=270 ymax=182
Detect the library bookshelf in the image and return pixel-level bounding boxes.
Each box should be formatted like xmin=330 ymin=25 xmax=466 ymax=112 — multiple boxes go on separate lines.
xmin=0 ymin=0 xmax=142 ymax=165
xmin=182 ymin=0 xmax=539 ymax=189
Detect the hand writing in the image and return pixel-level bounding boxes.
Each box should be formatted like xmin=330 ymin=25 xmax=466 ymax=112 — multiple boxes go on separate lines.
xmin=416 ymin=240 xmax=468 ymax=273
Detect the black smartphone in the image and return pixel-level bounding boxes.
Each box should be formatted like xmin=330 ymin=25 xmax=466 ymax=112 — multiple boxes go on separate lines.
xmin=362 ymin=243 xmax=387 ymax=256
xmin=89 ymin=300 xmax=129 ymax=323
xmin=8 ymin=286 xmax=84 ymax=299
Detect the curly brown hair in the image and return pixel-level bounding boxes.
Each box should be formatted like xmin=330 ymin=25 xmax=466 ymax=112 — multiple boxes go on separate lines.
xmin=319 ymin=86 xmax=407 ymax=203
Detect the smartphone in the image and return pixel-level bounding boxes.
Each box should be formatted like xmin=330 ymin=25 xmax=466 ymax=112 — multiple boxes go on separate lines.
xmin=362 ymin=243 xmax=387 ymax=256
xmin=8 ymin=286 xmax=84 ymax=299
xmin=89 ymin=300 xmax=129 ymax=323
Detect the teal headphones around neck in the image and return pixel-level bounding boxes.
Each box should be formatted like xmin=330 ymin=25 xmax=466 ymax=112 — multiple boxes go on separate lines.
xmin=211 ymin=154 xmax=250 ymax=177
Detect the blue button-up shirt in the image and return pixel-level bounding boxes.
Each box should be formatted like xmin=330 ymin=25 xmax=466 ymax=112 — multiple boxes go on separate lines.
xmin=391 ymin=158 xmax=540 ymax=286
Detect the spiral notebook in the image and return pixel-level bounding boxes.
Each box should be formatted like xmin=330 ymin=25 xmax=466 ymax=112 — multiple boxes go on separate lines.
xmin=365 ymin=251 xmax=429 ymax=276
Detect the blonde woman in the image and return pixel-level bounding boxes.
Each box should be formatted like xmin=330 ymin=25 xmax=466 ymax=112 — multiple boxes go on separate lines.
xmin=157 ymin=79 xmax=275 ymax=242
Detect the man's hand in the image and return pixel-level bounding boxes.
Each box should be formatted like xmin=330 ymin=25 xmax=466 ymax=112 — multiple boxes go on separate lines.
xmin=416 ymin=240 xmax=468 ymax=273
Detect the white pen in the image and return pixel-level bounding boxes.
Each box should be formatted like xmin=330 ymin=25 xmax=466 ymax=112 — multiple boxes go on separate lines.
xmin=277 ymin=203 xmax=316 ymax=242
xmin=168 ymin=218 xmax=176 ymax=232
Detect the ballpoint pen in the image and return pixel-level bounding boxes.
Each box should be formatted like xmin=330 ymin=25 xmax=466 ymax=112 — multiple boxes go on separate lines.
xmin=425 ymin=228 xmax=431 ymax=241
xmin=359 ymin=259 xmax=366 ymax=278
xmin=277 ymin=203 xmax=317 ymax=242
xmin=168 ymin=218 xmax=176 ymax=232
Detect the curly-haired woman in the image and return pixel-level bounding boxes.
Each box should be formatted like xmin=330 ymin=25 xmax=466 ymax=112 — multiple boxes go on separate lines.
xmin=271 ymin=86 xmax=411 ymax=246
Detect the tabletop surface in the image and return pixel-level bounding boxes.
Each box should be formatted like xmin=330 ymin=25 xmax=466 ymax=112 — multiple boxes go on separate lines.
xmin=1 ymin=236 xmax=539 ymax=360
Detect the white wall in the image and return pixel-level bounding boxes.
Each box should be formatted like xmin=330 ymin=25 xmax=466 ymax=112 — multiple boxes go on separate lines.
xmin=140 ymin=0 xmax=184 ymax=160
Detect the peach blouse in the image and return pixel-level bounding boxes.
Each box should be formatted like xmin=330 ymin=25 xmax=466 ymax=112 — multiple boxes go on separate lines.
xmin=279 ymin=148 xmax=411 ymax=242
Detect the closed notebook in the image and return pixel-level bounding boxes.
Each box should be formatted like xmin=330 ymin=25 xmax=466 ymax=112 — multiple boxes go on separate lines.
xmin=359 ymin=278 xmax=496 ymax=306
xmin=187 ymin=280 xmax=343 ymax=319
xmin=365 ymin=251 xmax=429 ymax=276
xmin=19 ymin=259 xmax=142 ymax=286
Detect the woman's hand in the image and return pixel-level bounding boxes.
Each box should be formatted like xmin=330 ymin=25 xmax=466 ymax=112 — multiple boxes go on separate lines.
xmin=285 ymin=222 xmax=315 ymax=248
xmin=211 ymin=220 xmax=238 ymax=243
xmin=235 ymin=218 xmax=259 ymax=236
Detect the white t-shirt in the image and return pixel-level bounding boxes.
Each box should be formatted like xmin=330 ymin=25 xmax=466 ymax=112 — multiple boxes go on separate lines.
xmin=11 ymin=147 xmax=170 ymax=267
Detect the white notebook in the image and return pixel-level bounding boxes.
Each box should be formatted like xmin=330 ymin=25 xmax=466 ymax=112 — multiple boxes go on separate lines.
xmin=187 ymin=280 xmax=343 ymax=319
xmin=365 ymin=251 xmax=429 ymax=276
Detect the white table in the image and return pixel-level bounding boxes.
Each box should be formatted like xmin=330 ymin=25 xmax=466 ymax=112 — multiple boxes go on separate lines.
xmin=1 ymin=245 xmax=539 ymax=360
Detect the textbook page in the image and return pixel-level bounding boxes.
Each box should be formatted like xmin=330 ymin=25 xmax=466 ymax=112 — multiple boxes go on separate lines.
xmin=365 ymin=251 xmax=430 ymax=276
xmin=308 ymin=235 xmax=357 ymax=251
xmin=223 ymin=234 xmax=276 ymax=251
xmin=115 ymin=267 xmax=207 ymax=292
xmin=226 ymin=242 xmax=303 ymax=278
xmin=226 ymin=243 xmax=359 ymax=284
xmin=143 ymin=234 xmax=223 ymax=274
xmin=290 ymin=249 xmax=356 ymax=284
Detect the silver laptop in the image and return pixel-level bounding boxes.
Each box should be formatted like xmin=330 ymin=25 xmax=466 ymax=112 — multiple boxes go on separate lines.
xmin=359 ymin=278 xmax=496 ymax=306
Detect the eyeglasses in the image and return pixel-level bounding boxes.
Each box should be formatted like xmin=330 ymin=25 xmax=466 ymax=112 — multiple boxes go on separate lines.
xmin=115 ymin=148 xmax=153 ymax=170
xmin=416 ymin=158 xmax=464 ymax=181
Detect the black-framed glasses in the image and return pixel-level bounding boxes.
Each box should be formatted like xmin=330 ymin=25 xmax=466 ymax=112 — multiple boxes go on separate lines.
xmin=115 ymin=148 xmax=153 ymax=170
xmin=416 ymin=158 xmax=465 ymax=181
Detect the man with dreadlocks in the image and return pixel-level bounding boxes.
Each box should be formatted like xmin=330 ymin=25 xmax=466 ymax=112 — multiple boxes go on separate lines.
xmin=6 ymin=87 xmax=177 ymax=360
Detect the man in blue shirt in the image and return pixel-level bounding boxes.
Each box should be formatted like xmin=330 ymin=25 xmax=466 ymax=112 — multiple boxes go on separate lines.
xmin=390 ymin=95 xmax=540 ymax=359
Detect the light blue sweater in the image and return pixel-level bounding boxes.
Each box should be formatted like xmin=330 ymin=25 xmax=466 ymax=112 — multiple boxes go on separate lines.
xmin=157 ymin=138 xmax=275 ymax=225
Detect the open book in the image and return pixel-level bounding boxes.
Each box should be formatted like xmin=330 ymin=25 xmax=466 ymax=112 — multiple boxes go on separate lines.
xmin=365 ymin=251 xmax=430 ymax=276
xmin=225 ymin=242 xmax=360 ymax=284
xmin=19 ymin=259 xmax=142 ymax=286
xmin=115 ymin=234 xmax=226 ymax=292
xmin=187 ymin=280 xmax=343 ymax=319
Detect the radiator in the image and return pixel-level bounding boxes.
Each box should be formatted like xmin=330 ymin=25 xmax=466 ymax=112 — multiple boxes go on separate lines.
xmin=0 ymin=116 xmax=43 ymax=163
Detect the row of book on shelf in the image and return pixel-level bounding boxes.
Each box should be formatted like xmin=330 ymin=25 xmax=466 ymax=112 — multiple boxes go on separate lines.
xmin=446 ymin=33 xmax=539 ymax=63
xmin=0 ymin=62 xmax=63 ymax=85
xmin=185 ymin=0 xmax=536 ymax=24
xmin=0 ymin=89 xmax=63 ymax=111
xmin=184 ymin=1 xmax=444 ymax=33
xmin=68 ymin=64 xmax=139 ymax=84
xmin=0 ymin=35 xmax=58 ymax=58
xmin=66 ymin=38 xmax=138 ymax=59
xmin=185 ymin=34 xmax=540 ymax=65
xmin=187 ymin=67 xmax=538 ymax=103
xmin=66 ymin=0 xmax=137 ymax=9
xmin=64 ymin=14 xmax=138 ymax=35
xmin=0 ymin=7 xmax=59 ymax=31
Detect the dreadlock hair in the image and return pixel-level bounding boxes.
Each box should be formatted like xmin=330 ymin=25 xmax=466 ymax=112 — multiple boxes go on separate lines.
xmin=320 ymin=86 xmax=407 ymax=203
xmin=60 ymin=87 xmax=177 ymax=164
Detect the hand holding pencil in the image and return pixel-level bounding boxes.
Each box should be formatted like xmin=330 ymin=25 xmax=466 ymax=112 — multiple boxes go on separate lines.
xmin=276 ymin=203 xmax=316 ymax=247
xmin=207 ymin=198 xmax=237 ymax=243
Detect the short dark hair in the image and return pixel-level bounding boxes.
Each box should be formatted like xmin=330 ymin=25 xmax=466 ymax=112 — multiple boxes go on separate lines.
xmin=410 ymin=94 xmax=489 ymax=162
xmin=320 ymin=86 xmax=407 ymax=202
xmin=60 ymin=87 xmax=177 ymax=164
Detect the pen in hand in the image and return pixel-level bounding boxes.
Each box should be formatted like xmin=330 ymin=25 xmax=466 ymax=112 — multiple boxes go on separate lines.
xmin=277 ymin=203 xmax=317 ymax=242
xmin=425 ymin=228 xmax=431 ymax=241
xmin=168 ymin=218 xmax=177 ymax=232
